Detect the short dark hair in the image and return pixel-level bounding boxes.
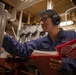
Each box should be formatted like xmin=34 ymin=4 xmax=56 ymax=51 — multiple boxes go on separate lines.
xmin=39 ymin=9 xmax=57 ymax=17
xmin=39 ymin=9 xmax=61 ymax=25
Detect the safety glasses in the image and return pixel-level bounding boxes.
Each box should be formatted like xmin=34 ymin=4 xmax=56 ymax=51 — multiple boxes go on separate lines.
xmin=40 ymin=17 xmax=50 ymax=23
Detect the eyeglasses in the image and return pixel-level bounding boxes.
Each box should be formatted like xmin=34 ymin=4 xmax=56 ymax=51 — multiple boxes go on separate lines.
xmin=40 ymin=17 xmax=50 ymax=23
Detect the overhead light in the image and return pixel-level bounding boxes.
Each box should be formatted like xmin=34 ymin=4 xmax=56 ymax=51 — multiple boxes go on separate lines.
xmin=59 ymin=20 xmax=74 ymax=26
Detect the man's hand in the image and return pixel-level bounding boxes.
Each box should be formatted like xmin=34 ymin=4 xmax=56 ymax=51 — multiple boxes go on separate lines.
xmin=49 ymin=58 xmax=62 ymax=70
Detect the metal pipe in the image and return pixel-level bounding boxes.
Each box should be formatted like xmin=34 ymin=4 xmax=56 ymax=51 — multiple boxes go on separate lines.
xmin=10 ymin=10 xmax=17 ymax=22
xmin=65 ymin=6 xmax=76 ymax=30
xmin=0 ymin=2 xmax=7 ymax=55
xmin=17 ymin=10 xmax=23 ymax=40
xmin=11 ymin=27 xmax=17 ymax=39
xmin=14 ymin=0 xmax=43 ymax=10
xmin=27 ymin=13 xmax=31 ymax=24
xmin=47 ymin=0 xmax=53 ymax=9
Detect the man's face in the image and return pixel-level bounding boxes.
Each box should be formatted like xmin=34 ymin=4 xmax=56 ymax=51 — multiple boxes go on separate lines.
xmin=40 ymin=14 xmax=55 ymax=32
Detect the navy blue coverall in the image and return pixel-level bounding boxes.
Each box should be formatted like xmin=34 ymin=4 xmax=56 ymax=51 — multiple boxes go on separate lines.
xmin=2 ymin=29 xmax=76 ymax=75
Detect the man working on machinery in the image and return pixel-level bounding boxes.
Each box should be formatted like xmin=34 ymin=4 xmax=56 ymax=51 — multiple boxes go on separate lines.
xmin=2 ymin=9 xmax=76 ymax=75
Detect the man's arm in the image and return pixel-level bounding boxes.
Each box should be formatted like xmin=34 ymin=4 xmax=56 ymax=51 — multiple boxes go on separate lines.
xmin=2 ymin=32 xmax=39 ymax=57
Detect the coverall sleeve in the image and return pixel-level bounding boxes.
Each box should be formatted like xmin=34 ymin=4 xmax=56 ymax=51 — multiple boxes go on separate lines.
xmin=2 ymin=34 xmax=39 ymax=57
